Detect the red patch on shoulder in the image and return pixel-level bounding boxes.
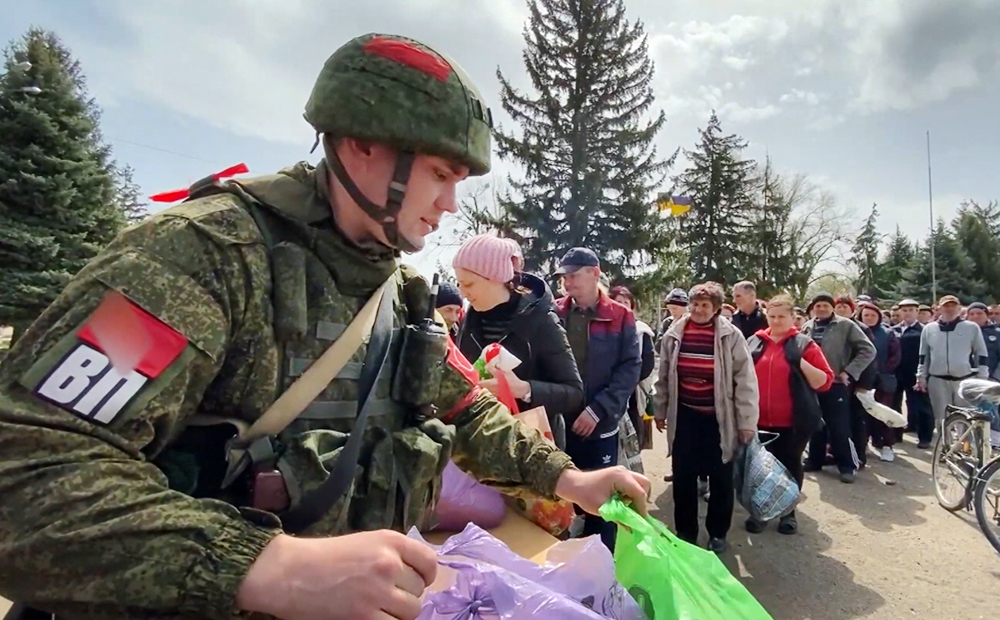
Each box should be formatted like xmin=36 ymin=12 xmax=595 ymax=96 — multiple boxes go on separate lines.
xmin=363 ymin=36 xmax=452 ymax=82
xmin=77 ymin=291 xmax=188 ymax=378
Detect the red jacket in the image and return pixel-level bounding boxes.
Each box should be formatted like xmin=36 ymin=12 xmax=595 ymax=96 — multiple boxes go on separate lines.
xmin=754 ymin=327 xmax=834 ymax=429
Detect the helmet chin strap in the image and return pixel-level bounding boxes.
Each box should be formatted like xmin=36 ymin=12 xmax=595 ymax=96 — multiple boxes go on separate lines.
xmin=323 ymin=137 xmax=419 ymax=253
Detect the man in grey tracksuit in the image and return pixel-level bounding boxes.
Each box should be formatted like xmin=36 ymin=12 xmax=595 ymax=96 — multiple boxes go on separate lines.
xmin=801 ymin=293 xmax=877 ymax=483
xmin=917 ymin=295 xmax=989 ymax=431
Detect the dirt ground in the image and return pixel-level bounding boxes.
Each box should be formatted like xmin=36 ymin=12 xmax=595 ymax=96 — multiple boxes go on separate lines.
xmin=643 ymin=428 xmax=1000 ymax=620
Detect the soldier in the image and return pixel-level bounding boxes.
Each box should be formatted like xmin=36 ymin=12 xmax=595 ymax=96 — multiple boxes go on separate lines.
xmin=0 ymin=34 xmax=649 ymax=620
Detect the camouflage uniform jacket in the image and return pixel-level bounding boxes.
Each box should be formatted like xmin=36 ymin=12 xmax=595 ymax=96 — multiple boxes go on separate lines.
xmin=0 ymin=160 xmax=574 ymax=620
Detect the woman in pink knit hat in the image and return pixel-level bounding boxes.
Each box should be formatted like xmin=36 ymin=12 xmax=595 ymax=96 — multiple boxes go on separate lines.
xmin=453 ymin=234 xmax=583 ymax=447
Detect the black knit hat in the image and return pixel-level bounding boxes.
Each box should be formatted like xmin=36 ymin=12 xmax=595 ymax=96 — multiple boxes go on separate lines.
xmin=436 ymin=281 xmax=464 ymax=308
xmin=969 ymin=302 xmax=989 ymax=312
xmin=807 ymin=292 xmax=836 ymax=313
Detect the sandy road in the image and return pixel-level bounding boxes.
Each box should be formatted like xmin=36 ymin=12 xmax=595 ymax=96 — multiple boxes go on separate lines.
xmin=643 ymin=429 xmax=999 ymax=620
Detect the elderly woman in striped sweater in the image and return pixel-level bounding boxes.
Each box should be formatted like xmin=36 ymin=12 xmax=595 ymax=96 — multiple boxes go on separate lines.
xmin=654 ymin=282 xmax=760 ymax=553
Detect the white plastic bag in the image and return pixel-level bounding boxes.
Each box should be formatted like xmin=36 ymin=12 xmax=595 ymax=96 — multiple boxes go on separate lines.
xmin=856 ymin=390 xmax=907 ymax=428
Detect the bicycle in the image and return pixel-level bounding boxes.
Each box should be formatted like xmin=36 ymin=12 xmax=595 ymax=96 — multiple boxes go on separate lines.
xmin=931 ymin=378 xmax=1000 ymax=554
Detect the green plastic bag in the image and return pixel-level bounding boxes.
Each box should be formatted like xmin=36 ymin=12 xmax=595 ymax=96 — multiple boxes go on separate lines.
xmin=600 ymin=498 xmax=774 ymax=620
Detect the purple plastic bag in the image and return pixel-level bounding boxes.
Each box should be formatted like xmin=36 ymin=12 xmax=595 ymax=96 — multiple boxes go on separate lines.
xmin=431 ymin=461 xmax=506 ymax=532
xmin=410 ymin=523 xmax=643 ymax=620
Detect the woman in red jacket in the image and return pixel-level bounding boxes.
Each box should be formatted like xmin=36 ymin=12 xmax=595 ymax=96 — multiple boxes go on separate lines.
xmin=747 ymin=294 xmax=835 ymax=535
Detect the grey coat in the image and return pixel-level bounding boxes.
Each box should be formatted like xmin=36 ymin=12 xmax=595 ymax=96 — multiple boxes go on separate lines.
xmin=653 ymin=315 xmax=760 ymax=464
xmin=801 ymin=315 xmax=876 ymax=381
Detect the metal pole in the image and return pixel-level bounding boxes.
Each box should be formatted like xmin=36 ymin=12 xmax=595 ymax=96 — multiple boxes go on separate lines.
xmin=926 ymin=130 xmax=937 ymax=304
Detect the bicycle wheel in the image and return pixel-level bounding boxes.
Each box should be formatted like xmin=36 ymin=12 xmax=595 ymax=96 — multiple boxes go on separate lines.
xmin=932 ymin=412 xmax=981 ymax=511
xmin=974 ymin=456 xmax=1000 ymax=556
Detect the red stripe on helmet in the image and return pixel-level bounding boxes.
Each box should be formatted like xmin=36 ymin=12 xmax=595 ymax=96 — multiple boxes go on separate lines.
xmin=363 ymin=36 xmax=452 ymax=82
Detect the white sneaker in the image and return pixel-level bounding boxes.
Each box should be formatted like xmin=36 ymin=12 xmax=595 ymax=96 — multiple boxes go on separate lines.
xmin=880 ymin=446 xmax=895 ymax=462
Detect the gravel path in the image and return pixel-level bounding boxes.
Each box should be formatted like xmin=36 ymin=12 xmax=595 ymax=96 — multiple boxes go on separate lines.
xmin=642 ymin=429 xmax=1000 ymax=620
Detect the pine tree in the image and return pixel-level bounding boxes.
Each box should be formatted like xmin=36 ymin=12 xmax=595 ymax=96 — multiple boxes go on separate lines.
xmin=114 ymin=164 xmax=148 ymax=223
xmin=851 ymin=204 xmax=884 ymax=299
xmin=494 ymin=0 xmax=673 ymax=283
xmin=879 ymin=226 xmax=915 ymax=298
xmin=744 ymin=156 xmax=794 ymax=298
xmin=899 ymin=220 xmax=986 ymax=303
xmin=674 ymin=112 xmax=759 ymax=286
xmin=953 ymin=200 xmax=1000 ymax=300
xmin=0 ymin=28 xmax=129 ymax=339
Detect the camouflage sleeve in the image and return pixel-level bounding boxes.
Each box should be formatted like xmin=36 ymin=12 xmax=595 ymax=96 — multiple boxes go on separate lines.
xmin=436 ymin=339 xmax=576 ymax=499
xmin=0 ymin=198 xmax=279 ymax=619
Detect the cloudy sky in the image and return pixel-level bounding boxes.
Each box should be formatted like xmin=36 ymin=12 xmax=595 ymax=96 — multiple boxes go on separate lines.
xmin=5 ymin=0 xmax=999 ymax=276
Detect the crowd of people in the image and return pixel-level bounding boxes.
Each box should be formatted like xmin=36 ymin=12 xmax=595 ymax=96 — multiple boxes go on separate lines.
xmin=438 ymin=233 xmax=1000 ymax=554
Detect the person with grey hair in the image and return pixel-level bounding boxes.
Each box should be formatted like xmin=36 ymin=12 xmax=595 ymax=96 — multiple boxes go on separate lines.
xmin=732 ymin=281 xmax=768 ymax=339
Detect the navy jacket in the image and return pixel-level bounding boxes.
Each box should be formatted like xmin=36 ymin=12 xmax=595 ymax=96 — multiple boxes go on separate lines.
xmin=893 ymin=321 xmax=924 ymax=389
xmin=555 ymin=292 xmax=642 ymax=439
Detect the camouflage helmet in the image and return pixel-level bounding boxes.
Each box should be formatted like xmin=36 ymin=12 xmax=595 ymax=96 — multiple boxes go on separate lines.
xmin=305 ymin=33 xmax=492 ymax=176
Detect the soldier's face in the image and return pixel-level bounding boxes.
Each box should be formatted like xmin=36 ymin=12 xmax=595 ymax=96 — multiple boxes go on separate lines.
xmin=337 ymin=140 xmax=468 ymax=251
xmin=396 ymin=153 xmax=469 ymax=250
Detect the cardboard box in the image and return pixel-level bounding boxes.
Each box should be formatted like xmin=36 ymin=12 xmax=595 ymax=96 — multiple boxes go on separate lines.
xmin=423 ymin=507 xmax=560 ymax=564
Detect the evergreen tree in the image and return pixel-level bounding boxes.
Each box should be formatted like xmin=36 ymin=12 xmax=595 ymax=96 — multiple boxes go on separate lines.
xmin=953 ymin=200 xmax=1000 ymax=300
xmin=851 ymin=204 xmax=884 ymax=298
xmin=879 ymin=226 xmax=915 ymax=298
xmin=673 ymin=112 xmax=758 ymax=286
xmin=0 ymin=28 xmax=129 ymax=339
xmin=899 ymin=220 xmax=986 ymax=303
xmin=494 ymin=0 xmax=673 ymax=283
xmin=743 ymin=156 xmax=793 ymax=298
xmin=114 ymin=164 xmax=148 ymax=224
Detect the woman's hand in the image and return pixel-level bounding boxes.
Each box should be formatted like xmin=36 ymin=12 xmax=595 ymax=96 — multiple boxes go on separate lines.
xmin=479 ymin=368 xmax=531 ymax=399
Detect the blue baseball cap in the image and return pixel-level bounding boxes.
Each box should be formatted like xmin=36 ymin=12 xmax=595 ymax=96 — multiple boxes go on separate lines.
xmin=553 ymin=247 xmax=600 ymax=275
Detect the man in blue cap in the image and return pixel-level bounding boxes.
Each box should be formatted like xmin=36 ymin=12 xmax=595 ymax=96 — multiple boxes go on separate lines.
xmin=553 ymin=248 xmax=642 ymax=551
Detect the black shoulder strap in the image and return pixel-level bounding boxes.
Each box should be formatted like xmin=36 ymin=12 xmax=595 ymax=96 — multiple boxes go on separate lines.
xmin=280 ymin=275 xmax=398 ymax=534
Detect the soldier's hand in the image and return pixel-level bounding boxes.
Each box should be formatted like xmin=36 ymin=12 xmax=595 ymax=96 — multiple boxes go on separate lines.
xmin=555 ymin=466 xmax=652 ymax=517
xmin=236 ymin=530 xmax=437 ymax=620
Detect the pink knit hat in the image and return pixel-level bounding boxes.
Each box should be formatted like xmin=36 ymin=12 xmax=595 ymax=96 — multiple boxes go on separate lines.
xmin=453 ymin=234 xmax=516 ymax=283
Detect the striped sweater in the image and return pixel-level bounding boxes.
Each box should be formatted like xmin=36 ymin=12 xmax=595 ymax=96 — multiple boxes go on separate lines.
xmin=677 ymin=319 xmax=716 ymax=413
